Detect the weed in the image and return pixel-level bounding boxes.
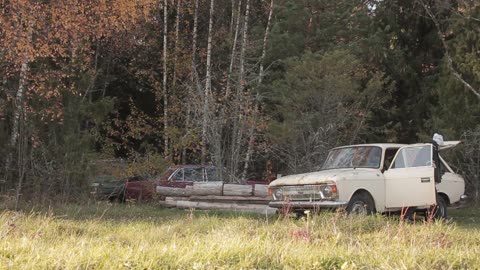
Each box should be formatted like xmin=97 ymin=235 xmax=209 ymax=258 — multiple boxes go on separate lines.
xmin=0 ymin=203 xmax=479 ymax=269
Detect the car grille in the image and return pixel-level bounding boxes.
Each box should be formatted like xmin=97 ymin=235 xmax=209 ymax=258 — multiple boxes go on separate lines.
xmin=281 ymin=185 xmax=325 ymax=201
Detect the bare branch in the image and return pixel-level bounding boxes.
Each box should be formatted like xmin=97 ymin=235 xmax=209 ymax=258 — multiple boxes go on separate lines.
xmin=418 ymin=0 xmax=480 ymax=100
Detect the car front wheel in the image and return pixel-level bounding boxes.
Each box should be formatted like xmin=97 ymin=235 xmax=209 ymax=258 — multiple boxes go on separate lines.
xmin=346 ymin=192 xmax=375 ymax=215
xmin=427 ymin=195 xmax=447 ymax=220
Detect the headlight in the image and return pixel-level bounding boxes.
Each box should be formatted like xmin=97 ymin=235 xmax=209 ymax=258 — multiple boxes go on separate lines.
xmin=320 ymin=185 xmax=332 ymax=198
xmin=272 ymin=188 xmax=283 ymax=201
xmin=268 ymin=187 xmax=284 ymax=200
xmin=319 ymin=183 xmax=338 ymax=200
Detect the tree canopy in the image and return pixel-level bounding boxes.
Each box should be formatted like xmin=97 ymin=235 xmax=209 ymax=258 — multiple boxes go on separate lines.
xmin=0 ymin=0 xmax=479 ymax=200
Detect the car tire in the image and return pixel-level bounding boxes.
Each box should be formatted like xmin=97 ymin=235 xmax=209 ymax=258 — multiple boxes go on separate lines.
xmin=346 ymin=192 xmax=375 ymax=215
xmin=428 ymin=194 xmax=447 ymax=221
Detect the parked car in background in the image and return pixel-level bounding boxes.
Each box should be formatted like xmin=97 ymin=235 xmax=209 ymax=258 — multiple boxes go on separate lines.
xmin=125 ymin=165 xmax=220 ymax=201
xmin=268 ymin=142 xmax=466 ymax=219
xmin=90 ymin=175 xmax=126 ymax=202
xmin=91 ymin=175 xmax=146 ymax=202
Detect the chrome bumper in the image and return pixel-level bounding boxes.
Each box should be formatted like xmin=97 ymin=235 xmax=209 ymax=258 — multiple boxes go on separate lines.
xmin=269 ymin=200 xmax=348 ymax=209
xmin=460 ymin=194 xmax=468 ymax=203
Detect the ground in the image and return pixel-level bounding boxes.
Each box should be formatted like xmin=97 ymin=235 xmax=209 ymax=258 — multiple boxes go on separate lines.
xmin=1 ymin=203 xmax=479 ymax=269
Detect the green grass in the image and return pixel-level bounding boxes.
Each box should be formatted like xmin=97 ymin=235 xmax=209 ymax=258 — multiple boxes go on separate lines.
xmin=1 ymin=203 xmax=480 ymax=269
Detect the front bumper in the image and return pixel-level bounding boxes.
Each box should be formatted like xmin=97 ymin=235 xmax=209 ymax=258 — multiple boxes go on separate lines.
xmin=269 ymin=200 xmax=348 ymax=209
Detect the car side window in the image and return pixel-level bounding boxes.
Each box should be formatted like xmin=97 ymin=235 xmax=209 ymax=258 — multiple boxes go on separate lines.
xmin=206 ymin=167 xmax=219 ymax=182
xmin=172 ymin=169 xmax=184 ymax=181
xmin=383 ymin=148 xmax=399 ymax=171
xmin=391 ymin=145 xmax=431 ymax=169
xmin=184 ymin=167 xmax=204 ymax=182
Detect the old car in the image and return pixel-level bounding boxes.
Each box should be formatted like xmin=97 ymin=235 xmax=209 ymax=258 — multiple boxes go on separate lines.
xmin=268 ymin=142 xmax=466 ymax=218
xmin=124 ymin=165 xmax=220 ymax=201
xmin=91 ymin=175 xmax=146 ymax=202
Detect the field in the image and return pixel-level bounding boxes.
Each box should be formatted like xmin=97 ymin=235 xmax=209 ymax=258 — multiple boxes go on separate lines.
xmin=1 ymin=203 xmax=480 ymax=270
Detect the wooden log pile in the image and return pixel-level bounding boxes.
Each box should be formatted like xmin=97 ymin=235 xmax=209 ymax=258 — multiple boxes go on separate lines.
xmin=156 ymin=182 xmax=276 ymax=214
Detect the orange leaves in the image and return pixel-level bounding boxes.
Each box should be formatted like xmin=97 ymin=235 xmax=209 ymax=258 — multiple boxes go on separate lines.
xmin=1 ymin=0 xmax=157 ymax=128
xmin=2 ymin=0 xmax=156 ymax=68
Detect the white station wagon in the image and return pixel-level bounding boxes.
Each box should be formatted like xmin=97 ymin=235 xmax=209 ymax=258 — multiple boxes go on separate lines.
xmin=268 ymin=142 xmax=466 ymax=218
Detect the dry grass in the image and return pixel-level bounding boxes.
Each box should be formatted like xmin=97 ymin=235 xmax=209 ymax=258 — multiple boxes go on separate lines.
xmin=1 ymin=203 xmax=479 ymax=269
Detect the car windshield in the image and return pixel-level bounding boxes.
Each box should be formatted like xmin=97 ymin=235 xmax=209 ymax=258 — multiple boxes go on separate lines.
xmin=322 ymin=146 xmax=382 ymax=169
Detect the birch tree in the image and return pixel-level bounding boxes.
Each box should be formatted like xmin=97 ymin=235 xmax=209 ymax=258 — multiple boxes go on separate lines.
xmin=228 ymin=0 xmax=250 ymax=182
xmin=172 ymin=0 xmax=182 ymax=88
xmin=0 ymin=0 xmax=156 ymax=198
xmin=241 ymin=0 xmax=274 ymax=181
xmin=163 ymin=0 xmax=169 ymax=158
xmin=182 ymin=0 xmax=199 ymax=164
xmin=201 ymin=0 xmax=215 ymax=164
xmin=225 ymin=0 xmax=243 ymax=100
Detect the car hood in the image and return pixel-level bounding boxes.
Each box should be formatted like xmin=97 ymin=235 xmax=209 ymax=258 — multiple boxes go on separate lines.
xmin=269 ymin=168 xmax=374 ymax=187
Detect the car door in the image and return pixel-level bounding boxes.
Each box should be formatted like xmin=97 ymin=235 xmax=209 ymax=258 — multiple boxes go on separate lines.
xmin=205 ymin=167 xmax=222 ymax=182
xmin=183 ymin=167 xmax=205 ymax=183
xmin=168 ymin=168 xmax=190 ymax=188
xmin=383 ymin=144 xmax=436 ymax=208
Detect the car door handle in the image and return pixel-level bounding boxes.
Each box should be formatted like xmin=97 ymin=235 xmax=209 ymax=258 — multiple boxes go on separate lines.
xmin=421 ymin=177 xmax=431 ymax=183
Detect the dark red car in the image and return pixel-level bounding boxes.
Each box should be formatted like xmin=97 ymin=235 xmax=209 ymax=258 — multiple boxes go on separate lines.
xmin=125 ymin=165 xmax=219 ymax=201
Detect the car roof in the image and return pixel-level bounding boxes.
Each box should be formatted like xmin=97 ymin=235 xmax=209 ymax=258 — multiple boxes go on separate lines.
xmin=330 ymin=143 xmax=407 ymax=151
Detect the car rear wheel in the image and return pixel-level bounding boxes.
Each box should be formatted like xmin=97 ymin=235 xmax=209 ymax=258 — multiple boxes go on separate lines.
xmin=347 ymin=192 xmax=375 ymax=215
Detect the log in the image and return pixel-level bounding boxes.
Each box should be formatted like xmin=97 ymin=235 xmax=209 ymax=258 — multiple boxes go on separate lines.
xmin=156 ymin=186 xmax=192 ymax=197
xmin=190 ymin=182 xmax=223 ymax=196
xmin=163 ymin=200 xmax=178 ymax=208
xmin=165 ymin=196 xmax=190 ymax=202
xmin=188 ymin=195 xmax=270 ymax=204
xmin=173 ymin=200 xmax=277 ymax=215
xmin=223 ymin=184 xmax=253 ymax=196
xmin=157 ymin=200 xmax=169 ymax=207
xmin=253 ymin=184 xmax=269 ymax=197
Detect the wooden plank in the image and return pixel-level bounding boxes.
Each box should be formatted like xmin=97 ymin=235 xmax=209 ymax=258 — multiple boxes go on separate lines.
xmin=156 ymin=186 xmax=192 ymax=197
xmin=223 ymin=184 xmax=253 ymax=196
xmin=174 ymin=200 xmax=277 ymax=215
xmin=190 ymin=182 xmax=223 ymax=196
xmin=253 ymin=184 xmax=269 ymax=197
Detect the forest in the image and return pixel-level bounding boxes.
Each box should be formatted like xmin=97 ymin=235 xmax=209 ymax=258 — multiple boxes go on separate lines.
xmin=0 ymin=0 xmax=479 ymax=203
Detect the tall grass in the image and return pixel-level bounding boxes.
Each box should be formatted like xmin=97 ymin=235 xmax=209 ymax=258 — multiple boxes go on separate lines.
xmin=1 ymin=203 xmax=479 ymax=269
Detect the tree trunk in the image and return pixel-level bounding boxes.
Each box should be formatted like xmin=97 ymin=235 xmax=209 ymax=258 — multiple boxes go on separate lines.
xmin=14 ymin=114 xmax=28 ymax=210
xmin=229 ymin=0 xmax=250 ymax=182
xmin=201 ymin=0 xmax=215 ymax=164
xmin=253 ymin=184 xmax=269 ymax=197
xmin=225 ymin=0 xmax=242 ymax=100
xmin=156 ymin=186 xmax=192 ymax=197
xmin=172 ymin=0 xmax=182 ymax=88
xmin=241 ymin=0 xmax=274 ymax=181
xmin=163 ymin=0 xmax=169 ymax=158
xmin=190 ymin=181 xmax=223 ymax=196
xmin=10 ymin=61 xmax=29 ymax=149
xmin=4 ymin=53 xmax=30 ymax=186
xmin=168 ymin=200 xmax=277 ymax=214
xmin=230 ymin=0 xmax=235 ymax=34
xmin=182 ymin=0 xmax=199 ymax=164
xmin=223 ymin=184 xmax=253 ymax=196
xmin=188 ymin=195 xmax=270 ymax=203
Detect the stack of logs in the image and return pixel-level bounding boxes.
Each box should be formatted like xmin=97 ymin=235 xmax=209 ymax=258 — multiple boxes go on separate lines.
xmin=156 ymin=182 xmax=277 ymax=215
